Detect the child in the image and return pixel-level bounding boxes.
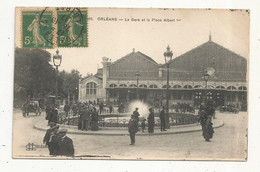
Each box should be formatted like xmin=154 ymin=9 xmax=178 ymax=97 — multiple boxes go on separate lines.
xmin=141 ymin=119 xmax=146 ymax=132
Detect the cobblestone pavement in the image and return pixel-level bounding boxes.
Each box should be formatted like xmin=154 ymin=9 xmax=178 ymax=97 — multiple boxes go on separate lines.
xmin=13 ymin=109 xmax=247 ymax=160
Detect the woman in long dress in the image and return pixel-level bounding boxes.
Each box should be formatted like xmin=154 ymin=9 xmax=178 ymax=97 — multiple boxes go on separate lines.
xmin=147 ymin=108 xmax=155 ymax=133
xmin=65 ymin=13 xmax=83 ymax=45
xmin=27 ymin=14 xmax=47 ymax=46
xmin=204 ymin=115 xmax=214 ymax=141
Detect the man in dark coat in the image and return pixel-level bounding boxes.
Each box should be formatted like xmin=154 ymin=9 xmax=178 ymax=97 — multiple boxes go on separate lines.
xmin=133 ymin=107 xmax=140 ymax=131
xmin=147 ymin=108 xmax=155 ymax=133
xmin=78 ymin=104 xmax=83 ymax=130
xmin=57 ymin=129 xmax=74 ymax=156
xmin=47 ymin=106 xmax=54 ymax=124
xmin=133 ymin=107 xmax=140 ymax=121
xmin=47 ymin=125 xmax=60 ymax=155
xmin=81 ymin=106 xmax=90 ymax=131
xmin=48 ymin=106 xmax=58 ymax=124
xmin=45 ymin=104 xmax=51 ymax=121
xmin=91 ymin=108 xmax=99 ymax=131
xmin=22 ymin=101 xmax=29 ymax=117
xmin=72 ymin=104 xmax=78 ymax=116
xmin=109 ymin=104 xmax=113 ymax=114
xmin=99 ymin=102 xmax=104 ymax=114
xmin=160 ymin=106 xmax=167 ymax=131
xmin=64 ymin=102 xmax=70 ymax=117
xmin=128 ymin=114 xmax=138 ymax=145
xmin=43 ymin=122 xmax=56 ymax=146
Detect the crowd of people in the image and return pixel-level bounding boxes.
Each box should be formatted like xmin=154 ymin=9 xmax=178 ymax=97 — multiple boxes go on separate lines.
xmin=63 ymin=100 xmax=115 ymax=117
xmin=77 ymin=103 xmax=99 ymax=131
xmin=174 ymin=103 xmax=195 ymax=113
xmin=128 ymin=107 xmax=169 ymax=145
xmin=43 ymin=122 xmax=74 ymax=156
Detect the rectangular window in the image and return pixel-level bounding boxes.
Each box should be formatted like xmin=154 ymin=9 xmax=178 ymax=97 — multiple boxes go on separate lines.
xmin=173 ymin=91 xmax=181 ymax=100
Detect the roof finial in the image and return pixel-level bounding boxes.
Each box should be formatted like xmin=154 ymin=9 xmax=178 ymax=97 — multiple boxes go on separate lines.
xmin=209 ymin=31 xmax=212 ymax=41
xmin=167 ymin=45 xmax=170 ymax=50
xmin=133 ymin=48 xmax=135 ymax=52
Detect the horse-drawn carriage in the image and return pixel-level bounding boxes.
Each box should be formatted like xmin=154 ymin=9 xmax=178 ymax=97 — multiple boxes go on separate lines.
xmin=22 ymin=101 xmax=42 ymax=116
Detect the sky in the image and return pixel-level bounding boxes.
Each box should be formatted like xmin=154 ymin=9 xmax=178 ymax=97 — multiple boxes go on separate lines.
xmin=16 ymin=8 xmax=249 ymax=76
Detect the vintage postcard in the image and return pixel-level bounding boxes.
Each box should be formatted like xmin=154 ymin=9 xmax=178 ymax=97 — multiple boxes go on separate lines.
xmin=13 ymin=7 xmax=249 ymax=160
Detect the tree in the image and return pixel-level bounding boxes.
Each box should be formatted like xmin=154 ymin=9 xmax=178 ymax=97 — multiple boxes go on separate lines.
xmin=14 ymin=48 xmax=56 ymax=105
xmin=61 ymin=69 xmax=81 ymax=102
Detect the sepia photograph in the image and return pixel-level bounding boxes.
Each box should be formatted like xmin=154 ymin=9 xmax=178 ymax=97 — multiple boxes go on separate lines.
xmin=13 ymin=7 xmax=249 ymax=160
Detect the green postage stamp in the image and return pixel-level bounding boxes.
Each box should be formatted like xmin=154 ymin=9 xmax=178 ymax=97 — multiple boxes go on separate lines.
xmin=22 ymin=11 xmax=53 ymax=48
xmin=21 ymin=8 xmax=88 ymax=48
xmin=57 ymin=9 xmax=88 ymax=47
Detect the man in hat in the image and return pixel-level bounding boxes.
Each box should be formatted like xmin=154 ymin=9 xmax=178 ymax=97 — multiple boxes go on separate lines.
xmin=128 ymin=114 xmax=138 ymax=145
xmin=133 ymin=107 xmax=140 ymax=131
xmin=64 ymin=102 xmax=71 ymax=117
xmin=43 ymin=122 xmax=56 ymax=146
xmin=133 ymin=107 xmax=140 ymax=121
xmin=48 ymin=125 xmax=60 ymax=155
xmin=48 ymin=105 xmax=58 ymax=124
xmin=57 ymin=129 xmax=74 ymax=156
xmin=160 ymin=106 xmax=167 ymax=131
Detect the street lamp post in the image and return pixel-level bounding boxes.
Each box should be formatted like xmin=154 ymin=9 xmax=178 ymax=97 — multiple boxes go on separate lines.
xmin=164 ymin=45 xmax=173 ymax=129
xmin=135 ymin=71 xmax=140 ymax=100
xmin=203 ymin=69 xmax=210 ymax=101
xmin=53 ymin=50 xmax=62 ymax=105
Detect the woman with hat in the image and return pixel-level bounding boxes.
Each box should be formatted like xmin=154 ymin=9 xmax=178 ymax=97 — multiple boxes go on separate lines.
xmin=147 ymin=108 xmax=155 ymax=133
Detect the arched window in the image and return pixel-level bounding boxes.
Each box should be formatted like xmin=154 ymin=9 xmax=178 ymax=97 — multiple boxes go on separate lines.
xmin=194 ymin=85 xmax=203 ymax=89
xmin=207 ymin=85 xmax=214 ymax=89
xmin=216 ymin=86 xmax=225 ymax=89
xmin=109 ymin=84 xmax=117 ymax=88
xmin=238 ymin=86 xmax=247 ymax=91
xmin=139 ymin=84 xmax=147 ymax=88
xmin=162 ymin=85 xmax=171 ymax=88
xmin=173 ymin=85 xmax=182 ymax=89
xmin=184 ymin=85 xmax=192 ymax=89
xmin=86 ymin=82 xmax=97 ymax=95
xmin=119 ymin=84 xmax=127 ymax=87
xmin=149 ymin=84 xmax=158 ymax=88
xmin=227 ymin=86 xmax=237 ymax=90
xmin=129 ymin=84 xmax=137 ymax=87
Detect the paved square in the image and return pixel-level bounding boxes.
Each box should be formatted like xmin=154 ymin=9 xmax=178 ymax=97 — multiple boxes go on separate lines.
xmin=13 ymin=110 xmax=247 ymax=160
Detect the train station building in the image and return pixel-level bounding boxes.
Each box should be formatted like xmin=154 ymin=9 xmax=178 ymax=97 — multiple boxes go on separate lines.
xmin=78 ymin=36 xmax=247 ymax=109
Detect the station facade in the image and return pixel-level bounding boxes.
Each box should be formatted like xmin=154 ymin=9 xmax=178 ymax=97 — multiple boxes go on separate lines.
xmin=79 ymin=37 xmax=247 ymax=109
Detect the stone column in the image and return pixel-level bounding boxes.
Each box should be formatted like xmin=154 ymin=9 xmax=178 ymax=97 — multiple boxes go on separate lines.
xmin=102 ymin=57 xmax=109 ymax=101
